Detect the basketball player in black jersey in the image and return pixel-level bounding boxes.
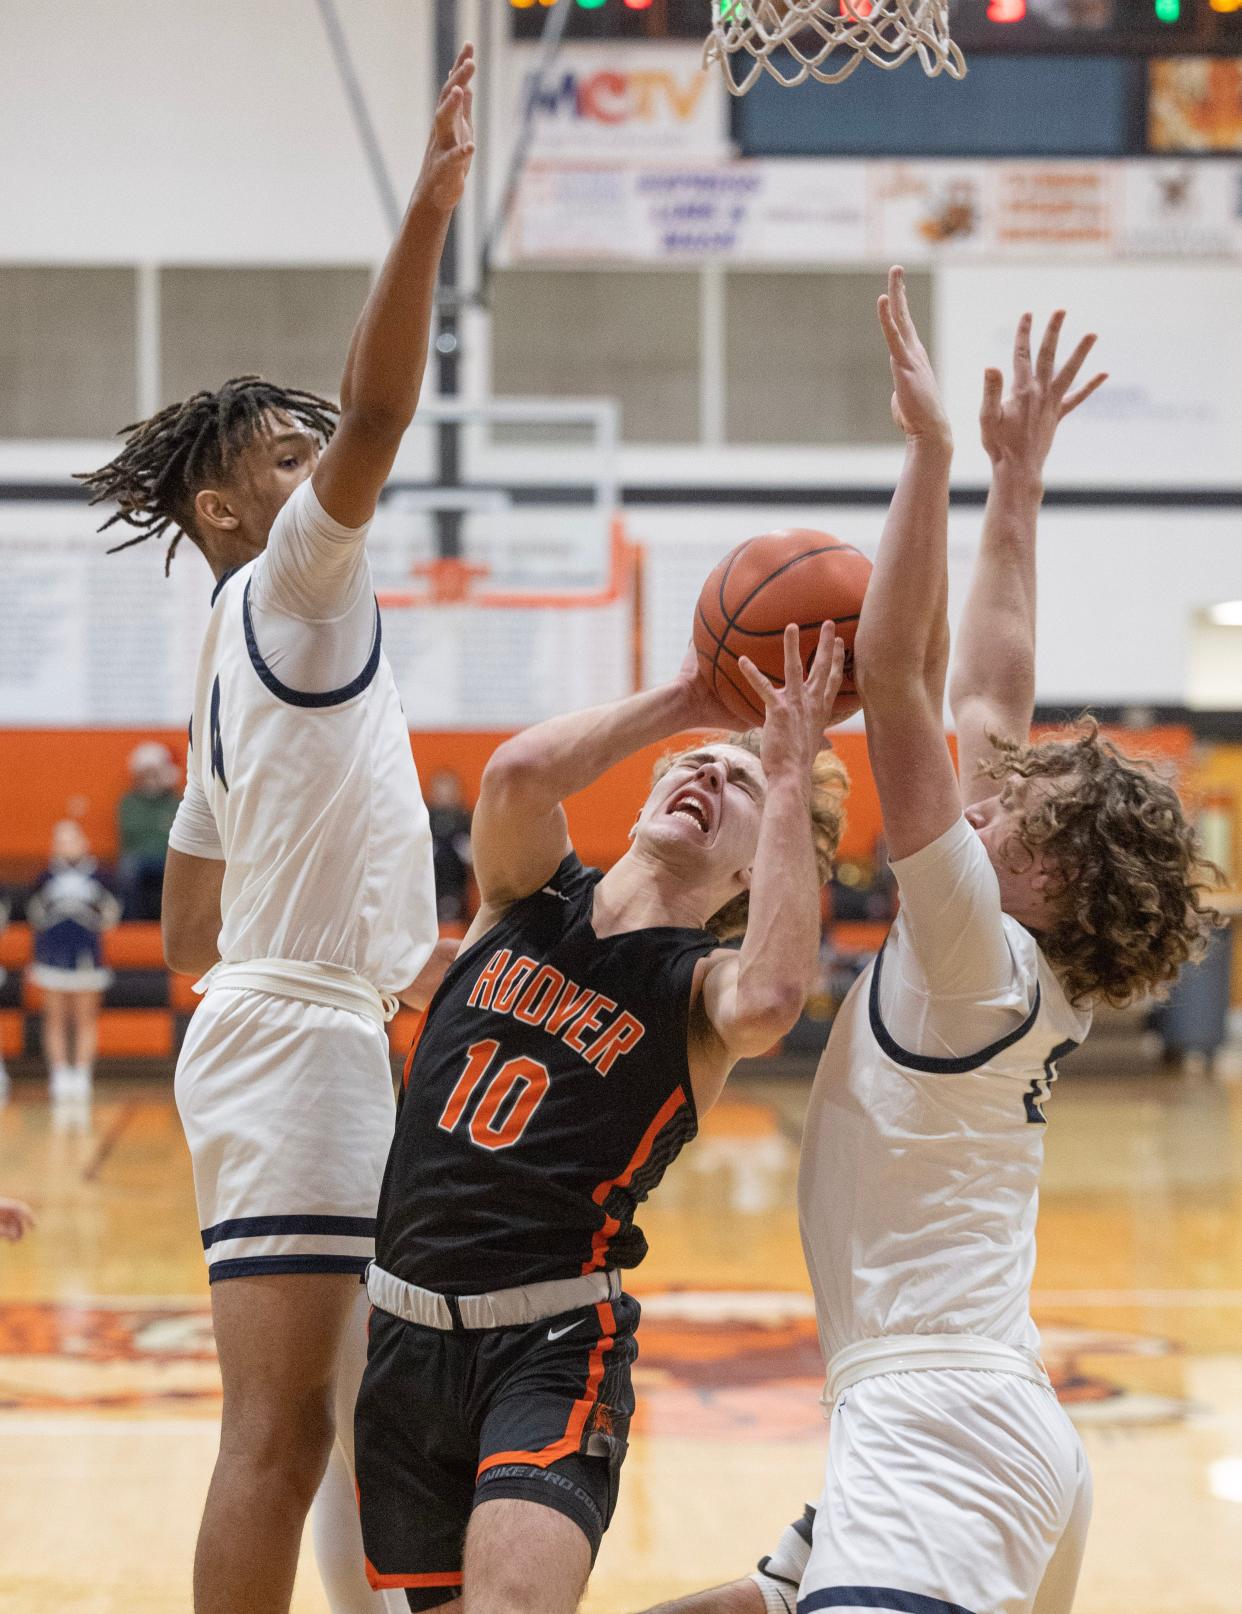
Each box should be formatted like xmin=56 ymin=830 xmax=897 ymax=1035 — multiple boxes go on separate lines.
xmin=354 ymin=624 xmax=850 ymax=1612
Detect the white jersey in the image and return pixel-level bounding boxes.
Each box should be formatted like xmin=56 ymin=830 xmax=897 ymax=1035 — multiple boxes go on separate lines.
xmin=169 ymin=478 xmax=436 ymax=994
xmin=799 ymin=816 xmax=1091 ymax=1362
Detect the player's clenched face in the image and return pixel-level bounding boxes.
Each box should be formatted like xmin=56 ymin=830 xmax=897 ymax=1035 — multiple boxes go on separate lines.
xmin=965 ymin=775 xmax=1063 ymax=932
xmin=632 ymin=742 xmax=766 ymax=896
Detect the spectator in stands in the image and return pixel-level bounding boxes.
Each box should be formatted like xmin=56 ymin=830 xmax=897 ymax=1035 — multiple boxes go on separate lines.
xmin=0 ymin=1197 xmax=34 ymax=1241
xmin=427 ymin=767 xmax=474 ymax=923
xmin=116 ymin=741 xmax=181 ymax=920
xmin=27 ymin=820 xmax=121 ymax=1121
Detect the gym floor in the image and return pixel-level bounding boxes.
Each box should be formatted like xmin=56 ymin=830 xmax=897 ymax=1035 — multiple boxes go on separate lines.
xmin=1 ymin=1052 xmax=1240 ymax=1614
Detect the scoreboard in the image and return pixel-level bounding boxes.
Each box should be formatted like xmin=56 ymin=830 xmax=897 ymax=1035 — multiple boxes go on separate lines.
xmin=508 ymin=0 xmax=1242 ymax=52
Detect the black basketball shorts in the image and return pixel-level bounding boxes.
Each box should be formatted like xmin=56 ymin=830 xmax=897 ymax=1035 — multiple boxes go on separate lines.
xmin=355 ymin=1289 xmax=639 ymax=1611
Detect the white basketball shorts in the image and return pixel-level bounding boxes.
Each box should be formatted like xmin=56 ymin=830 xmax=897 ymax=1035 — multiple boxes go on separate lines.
xmin=175 ymin=986 xmax=397 ymax=1282
xmin=798 ymin=1370 xmax=1092 ymax=1614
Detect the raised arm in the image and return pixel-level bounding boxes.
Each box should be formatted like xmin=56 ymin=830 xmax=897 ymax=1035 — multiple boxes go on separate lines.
xmin=471 ymin=667 xmax=740 ymax=914
xmin=691 ymin=624 xmax=844 ymax=1111
xmin=851 ymin=267 xmax=959 ymax=861
xmin=312 ymin=45 xmax=475 ymax=528
xmin=950 ymin=312 xmax=1106 ymax=802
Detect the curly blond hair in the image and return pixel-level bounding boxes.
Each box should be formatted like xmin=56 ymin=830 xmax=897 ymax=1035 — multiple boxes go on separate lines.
xmin=979 ymin=721 xmax=1222 ymax=1009
xmin=652 ymin=730 xmax=849 ymax=941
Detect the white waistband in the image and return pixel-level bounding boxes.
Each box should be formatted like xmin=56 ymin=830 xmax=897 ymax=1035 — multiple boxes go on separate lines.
xmin=195 ymin=959 xmax=398 ymax=1027
xmin=825 ymin=1334 xmax=1051 ymax=1409
xmin=366 ymin=1262 xmax=621 ymax=1331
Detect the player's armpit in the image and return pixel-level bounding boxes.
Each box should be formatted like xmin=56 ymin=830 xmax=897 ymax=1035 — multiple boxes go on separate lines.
xmin=396 ymin=937 xmax=460 ymax=1010
xmin=162 ymin=849 xmax=224 ymax=977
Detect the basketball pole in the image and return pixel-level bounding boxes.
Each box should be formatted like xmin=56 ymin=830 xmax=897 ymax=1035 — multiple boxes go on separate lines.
xmin=433 ymin=0 xmax=463 ymax=564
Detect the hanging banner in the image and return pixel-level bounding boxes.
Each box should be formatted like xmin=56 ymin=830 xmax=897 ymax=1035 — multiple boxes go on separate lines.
xmin=504 ymin=156 xmax=1242 ymax=265
xmin=508 ymin=160 xmax=867 ymax=262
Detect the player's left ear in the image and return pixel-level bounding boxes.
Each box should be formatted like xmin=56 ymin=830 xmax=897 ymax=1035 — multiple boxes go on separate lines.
xmin=194 ymin=487 xmax=241 ymax=534
xmin=735 ymin=863 xmax=753 ymax=894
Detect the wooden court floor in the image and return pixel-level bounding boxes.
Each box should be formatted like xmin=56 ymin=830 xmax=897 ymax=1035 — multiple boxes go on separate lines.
xmin=1 ymin=1059 xmax=1241 ymax=1614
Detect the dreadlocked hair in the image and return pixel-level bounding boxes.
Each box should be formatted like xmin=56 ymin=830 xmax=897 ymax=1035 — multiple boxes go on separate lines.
xmin=651 ymin=728 xmax=849 ymax=942
xmin=77 ymin=376 xmax=339 ymax=575
xmin=978 ymin=719 xmax=1223 ymax=1009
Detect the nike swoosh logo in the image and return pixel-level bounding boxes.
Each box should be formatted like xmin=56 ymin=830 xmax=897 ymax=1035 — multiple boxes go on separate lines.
xmin=547 ymin=1319 xmax=585 ymax=1342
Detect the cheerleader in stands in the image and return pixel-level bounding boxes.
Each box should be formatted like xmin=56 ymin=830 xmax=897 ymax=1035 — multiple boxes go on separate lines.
xmin=27 ymin=820 xmax=120 ymax=1117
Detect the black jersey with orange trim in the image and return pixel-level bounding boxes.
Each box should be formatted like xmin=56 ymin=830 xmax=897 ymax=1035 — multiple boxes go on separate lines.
xmin=374 ymin=852 xmax=719 ymax=1294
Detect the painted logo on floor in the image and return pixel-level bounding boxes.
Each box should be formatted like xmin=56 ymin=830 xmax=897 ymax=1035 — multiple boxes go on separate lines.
xmin=0 ymin=1291 xmax=1202 ymax=1427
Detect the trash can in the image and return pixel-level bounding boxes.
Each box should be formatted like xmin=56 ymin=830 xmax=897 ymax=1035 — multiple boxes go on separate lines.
xmin=1152 ymin=922 xmax=1235 ymax=1061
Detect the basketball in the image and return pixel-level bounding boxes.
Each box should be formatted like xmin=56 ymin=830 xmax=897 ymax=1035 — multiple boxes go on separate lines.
xmin=692 ymin=529 xmax=872 ymax=725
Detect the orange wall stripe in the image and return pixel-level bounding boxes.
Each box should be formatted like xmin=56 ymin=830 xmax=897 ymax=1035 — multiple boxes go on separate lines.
xmin=582 ymin=1087 xmax=688 ymax=1275
xmin=0 ymin=727 xmax=885 ymax=868
xmin=476 ymin=1299 xmax=617 ymax=1478
xmin=0 ymin=725 xmax=1194 ymax=874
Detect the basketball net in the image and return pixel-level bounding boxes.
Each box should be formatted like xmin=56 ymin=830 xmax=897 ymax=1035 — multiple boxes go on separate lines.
xmin=704 ymin=0 xmax=966 ymax=96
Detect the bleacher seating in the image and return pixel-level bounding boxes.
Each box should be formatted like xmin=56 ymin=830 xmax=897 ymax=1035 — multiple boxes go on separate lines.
xmin=0 ymin=922 xmax=423 ymax=1062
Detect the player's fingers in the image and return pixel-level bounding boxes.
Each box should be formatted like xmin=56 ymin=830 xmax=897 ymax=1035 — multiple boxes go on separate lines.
xmin=892 ymin=266 xmax=927 ymax=355
xmin=1013 ymin=312 xmax=1034 ymax=384
xmin=806 ymin=621 xmax=837 ymax=696
xmin=1059 ymin=371 xmax=1108 ymax=418
xmin=435 ymin=85 xmax=464 ymax=142
xmin=823 ymin=637 xmax=846 ymax=708
xmin=737 ymin=655 xmax=777 ymax=707
xmin=813 ymin=632 xmax=845 ymax=709
xmin=1052 ymin=331 xmax=1098 ymax=398
xmin=1036 ymin=310 xmax=1065 ymax=382
xmin=980 ymin=367 xmax=1004 ymax=422
xmin=877 ymin=296 xmax=908 ymax=363
xmin=437 ymin=60 xmax=473 ymax=116
xmin=446 ymin=42 xmax=475 ymax=82
xmin=889 ymin=266 xmax=911 ymax=331
xmin=782 ymin=624 xmax=805 ymax=696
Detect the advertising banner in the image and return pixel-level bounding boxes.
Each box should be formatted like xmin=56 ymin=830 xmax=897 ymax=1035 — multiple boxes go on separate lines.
xmin=505 ymin=42 xmax=729 ymax=159
xmin=507 ymin=160 xmax=868 ymax=262
xmin=506 ymin=156 xmax=1242 ymax=266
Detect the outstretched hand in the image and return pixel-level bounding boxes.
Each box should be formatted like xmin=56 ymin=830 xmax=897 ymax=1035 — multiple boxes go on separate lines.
xmin=418 ymin=43 xmax=476 ymax=214
xmin=878 ymin=267 xmax=951 ymax=450
xmin=739 ymin=623 xmax=845 ymax=789
xmin=981 ymin=310 xmax=1107 ymax=476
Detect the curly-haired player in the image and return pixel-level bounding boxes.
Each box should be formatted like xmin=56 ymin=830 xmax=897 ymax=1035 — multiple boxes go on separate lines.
xmin=81 ymin=47 xmax=476 ymax=1614
xmin=637 ymin=274 xmax=1217 ymax=1614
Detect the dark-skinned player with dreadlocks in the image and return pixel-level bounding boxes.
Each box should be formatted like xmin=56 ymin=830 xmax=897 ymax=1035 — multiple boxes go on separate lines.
xmin=80 ymin=47 xmax=475 ymax=1614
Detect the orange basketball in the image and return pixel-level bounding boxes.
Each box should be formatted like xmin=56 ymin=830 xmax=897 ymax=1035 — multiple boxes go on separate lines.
xmin=692 ymin=529 xmax=872 ymax=726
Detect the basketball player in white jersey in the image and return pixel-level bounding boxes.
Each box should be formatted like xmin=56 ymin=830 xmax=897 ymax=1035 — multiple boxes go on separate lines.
xmin=637 ymin=274 xmax=1217 ymax=1614
xmin=81 ymin=48 xmax=475 ymax=1614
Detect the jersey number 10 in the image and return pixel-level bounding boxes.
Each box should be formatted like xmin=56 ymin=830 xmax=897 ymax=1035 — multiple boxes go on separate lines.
xmin=437 ymin=1037 xmax=550 ymax=1151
